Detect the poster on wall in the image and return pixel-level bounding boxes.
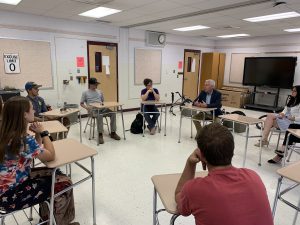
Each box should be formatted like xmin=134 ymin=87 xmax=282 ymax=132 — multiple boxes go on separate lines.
xmin=76 ymin=56 xmax=84 ymax=67
xmin=3 ymin=53 xmax=21 ymax=74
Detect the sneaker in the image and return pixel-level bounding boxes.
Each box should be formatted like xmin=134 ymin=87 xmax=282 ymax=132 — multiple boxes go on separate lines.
xmin=254 ymin=140 xmax=269 ymax=147
xmin=98 ymin=133 xmax=104 ymax=144
xmin=150 ymin=127 xmax=156 ymax=135
xmin=110 ymin=132 xmax=121 ymax=140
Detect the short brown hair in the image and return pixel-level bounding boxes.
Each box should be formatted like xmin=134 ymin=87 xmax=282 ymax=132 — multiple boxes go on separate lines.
xmin=196 ymin=123 xmax=234 ymax=166
xmin=143 ymin=78 xmax=152 ymax=86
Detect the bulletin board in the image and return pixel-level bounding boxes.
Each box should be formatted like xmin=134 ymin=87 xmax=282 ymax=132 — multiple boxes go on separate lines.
xmin=0 ymin=38 xmax=53 ymax=89
xmin=135 ymin=48 xmax=162 ymax=85
xmin=229 ymin=52 xmax=300 ymax=85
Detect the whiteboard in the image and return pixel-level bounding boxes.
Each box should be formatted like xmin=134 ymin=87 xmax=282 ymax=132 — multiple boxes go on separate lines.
xmin=135 ymin=48 xmax=162 ymax=85
xmin=0 ymin=38 xmax=53 ymax=89
xmin=229 ymin=52 xmax=300 ymax=85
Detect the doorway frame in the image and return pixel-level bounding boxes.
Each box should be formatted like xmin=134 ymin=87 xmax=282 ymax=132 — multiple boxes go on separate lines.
xmin=182 ymin=49 xmax=201 ymax=99
xmin=87 ymin=41 xmax=119 ymax=101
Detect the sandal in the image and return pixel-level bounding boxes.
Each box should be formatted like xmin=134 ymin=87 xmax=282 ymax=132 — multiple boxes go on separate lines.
xmin=267 ymin=155 xmax=283 ymax=164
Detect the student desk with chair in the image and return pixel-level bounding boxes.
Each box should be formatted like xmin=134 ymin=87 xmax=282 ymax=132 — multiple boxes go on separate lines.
xmin=282 ymin=129 xmax=300 ymax=167
xmin=44 ymin=138 xmax=98 ymax=225
xmin=178 ymin=105 xmax=216 ymax=143
xmin=219 ymin=114 xmax=264 ymax=167
xmin=151 ymin=171 xmax=208 ymax=225
xmin=273 ymin=160 xmax=300 ymax=225
xmin=27 ymin=120 xmax=68 ymax=139
xmin=40 ymin=108 xmax=82 ymax=142
xmin=140 ymin=100 xmax=167 ymax=137
xmin=89 ymin=102 xmax=126 ymax=145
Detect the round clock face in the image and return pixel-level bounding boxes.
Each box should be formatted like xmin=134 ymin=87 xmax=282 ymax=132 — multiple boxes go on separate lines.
xmin=158 ymin=34 xmax=165 ymax=44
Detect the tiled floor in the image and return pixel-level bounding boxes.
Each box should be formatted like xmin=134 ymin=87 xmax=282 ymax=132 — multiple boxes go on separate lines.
xmin=4 ymin=106 xmax=300 ymax=225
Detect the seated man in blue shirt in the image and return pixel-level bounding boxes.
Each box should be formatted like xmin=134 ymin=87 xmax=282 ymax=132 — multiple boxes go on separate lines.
xmin=141 ymin=78 xmax=160 ymax=135
xmin=25 ymin=81 xmax=48 ymax=122
xmin=193 ymin=79 xmax=222 ymax=137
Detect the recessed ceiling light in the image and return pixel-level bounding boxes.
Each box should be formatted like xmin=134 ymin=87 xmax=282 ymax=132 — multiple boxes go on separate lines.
xmin=284 ymin=28 xmax=300 ymax=33
xmin=244 ymin=11 xmax=300 ymax=22
xmin=217 ymin=33 xmax=250 ymax=38
xmin=0 ymin=0 xmax=22 ymax=5
xmin=79 ymin=6 xmax=121 ymax=18
xmin=173 ymin=25 xmax=210 ymax=32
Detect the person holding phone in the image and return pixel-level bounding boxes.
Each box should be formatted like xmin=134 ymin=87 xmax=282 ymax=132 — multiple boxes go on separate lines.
xmin=254 ymin=86 xmax=300 ymax=148
xmin=192 ymin=79 xmax=222 ymax=138
xmin=175 ymin=123 xmax=274 ymax=225
xmin=141 ymin=78 xmax=160 ymax=135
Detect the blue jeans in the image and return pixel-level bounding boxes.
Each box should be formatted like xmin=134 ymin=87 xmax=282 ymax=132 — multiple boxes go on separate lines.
xmin=143 ymin=106 xmax=160 ymax=129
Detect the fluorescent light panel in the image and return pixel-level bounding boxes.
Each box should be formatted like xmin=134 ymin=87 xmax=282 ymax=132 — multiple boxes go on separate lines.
xmin=284 ymin=28 xmax=300 ymax=33
xmin=79 ymin=6 xmax=121 ymax=18
xmin=217 ymin=33 xmax=250 ymax=38
xmin=173 ymin=25 xmax=210 ymax=31
xmin=244 ymin=11 xmax=300 ymax=22
xmin=0 ymin=0 xmax=22 ymax=5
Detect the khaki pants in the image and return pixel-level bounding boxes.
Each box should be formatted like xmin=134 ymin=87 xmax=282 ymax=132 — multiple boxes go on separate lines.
xmin=193 ymin=112 xmax=219 ymax=137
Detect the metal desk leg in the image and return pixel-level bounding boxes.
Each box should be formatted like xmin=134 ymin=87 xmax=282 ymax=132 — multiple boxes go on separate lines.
xmin=292 ymin=198 xmax=300 ymax=225
xmin=213 ymin=110 xmax=215 ymax=122
xmin=153 ymin=188 xmax=157 ymax=225
xmin=170 ymin=214 xmax=179 ymax=225
xmin=79 ymin=112 xmax=82 ymax=143
xmin=178 ymin=110 xmax=183 ymax=143
xmin=159 ymin=104 xmax=162 ymax=133
xmin=120 ymin=106 xmax=126 ymax=140
xmin=164 ymin=104 xmax=167 ymax=136
xmin=91 ymin=157 xmax=96 ymax=225
xmin=272 ymin=176 xmax=283 ymax=218
xmin=242 ymin=125 xmax=250 ymax=167
xmin=49 ymin=168 xmax=58 ymax=225
xmin=282 ymin=133 xmax=291 ymax=167
xmin=258 ymin=122 xmax=263 ymax=166
xmin=190 ymin=109 xmax=193 ymax=138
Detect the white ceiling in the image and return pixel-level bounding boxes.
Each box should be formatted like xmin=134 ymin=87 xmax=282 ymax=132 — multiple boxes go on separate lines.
xmin=1 ymin=0 xmax=300 ymax=39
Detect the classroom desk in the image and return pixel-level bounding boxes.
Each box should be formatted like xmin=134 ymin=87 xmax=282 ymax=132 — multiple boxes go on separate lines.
xmin=40 ymin=108 xmax=82 ymax=142
xmin=178 ymin=105 xmax=216 ymax=143
xmin=141 ymin=100 xmax=167 ymax=137
xmin=89 ymin=102 xmax=126 ymax=145
xmin=219 ymin=114 xmax=264 ymax=167
xmin=272 ymin=161 xmax=300 ymax=225
xmin=27 ymin=120 xmax=68 ymax=139
xmin=151 ymin=171 xmax=208 ymax=225
xmin=44 ymin=139 xmax=98 ymax=225
xmin=283 ymin=129 xmax=300 ymax=167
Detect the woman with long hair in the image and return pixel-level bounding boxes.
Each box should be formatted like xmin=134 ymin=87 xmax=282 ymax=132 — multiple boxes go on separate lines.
xmin=0 ymin=96 xmax=55 ymax=212
xmin=254 ymin=86 xmax=300 ymax=148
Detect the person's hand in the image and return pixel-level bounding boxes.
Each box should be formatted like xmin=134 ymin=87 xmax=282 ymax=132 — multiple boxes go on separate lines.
xmin=29 ymin=122 xmax=45 ymax=134
xmin=148 ymin=88 xmax=153 ymax=93
xmin=194 ymin=102 xmax=201 ymax=107
xmin=199 ymin=101 xmax=207 ymax=108
xmin=278 ymin=112 xmax=285 ymax=118
xmin=187 ymin=149 xmax=201 ymax=165
xmin=288 ymin=115 xmax=295 ymax=121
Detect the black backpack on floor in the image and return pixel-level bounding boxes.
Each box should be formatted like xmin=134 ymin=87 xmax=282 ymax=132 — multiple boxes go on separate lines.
xmin=130 ymin=113 xmax=144 ymax=134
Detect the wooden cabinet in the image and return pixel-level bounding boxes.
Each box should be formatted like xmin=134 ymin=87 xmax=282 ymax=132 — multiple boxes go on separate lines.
xmin=199 ymin=52 xmax=226 ymax=91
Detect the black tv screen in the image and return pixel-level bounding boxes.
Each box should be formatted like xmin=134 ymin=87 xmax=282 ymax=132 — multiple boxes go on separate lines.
xmin=242 ymin=57 xmax=297 ymax=89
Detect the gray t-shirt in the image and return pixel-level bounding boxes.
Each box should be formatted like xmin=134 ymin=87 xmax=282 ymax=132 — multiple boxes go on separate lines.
xmin=80 ymin=89 xmax=104 ymax=105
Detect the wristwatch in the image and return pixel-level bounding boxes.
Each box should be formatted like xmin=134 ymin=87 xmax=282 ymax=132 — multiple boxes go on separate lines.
xmin=40 ymin=130 xmax=49 ymax=138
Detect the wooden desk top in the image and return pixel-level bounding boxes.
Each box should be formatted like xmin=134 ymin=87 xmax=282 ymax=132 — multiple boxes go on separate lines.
xmin=141 ymin=100 xmax=167 ymax=105
xmin=181 ymin=105 xmax=217 ymax=113
xmin=27 ymin=121 xmax=68 ymax=136
xmin=89 ymin=102 xmax=122 ymax=109
xmin=287 ymin=129 xmax=300 ymax=139
xmin=277 ymin=161 xmax=300 ymax=183
xmin=219 ymin=114 xmax=263 ymax=125
xmin=40 ymin=108 xmax=80 ymax=117
xmin=151 ymin=171 xmax=208 ymax=214
xmin=44 ymin=139 xmax=98 ymax=168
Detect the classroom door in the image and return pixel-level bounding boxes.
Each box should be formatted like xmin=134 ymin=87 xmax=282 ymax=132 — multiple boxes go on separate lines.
xmin=87 ymin=41 xmax=118 ymax=102
xmin=182 ymin=49 xmax=201 ymax=100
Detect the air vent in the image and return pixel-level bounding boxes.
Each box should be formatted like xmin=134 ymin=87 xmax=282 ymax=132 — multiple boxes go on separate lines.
xmin=95 ymin=19 xmax=111 ymax=23
xmin=146 ymin=31 xmax=166 ymax=47
xmin=71 ymin=0 xmax=113 ymax=5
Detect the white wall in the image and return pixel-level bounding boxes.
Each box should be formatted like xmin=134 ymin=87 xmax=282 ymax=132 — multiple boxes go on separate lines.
xmin=215 ymin=34 xmax=300 ymax=106
xmin=0 ymin=10 xmax=215 ymax=111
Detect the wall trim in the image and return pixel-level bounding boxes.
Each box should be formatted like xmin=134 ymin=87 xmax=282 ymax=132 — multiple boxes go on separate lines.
xmin=215 ymin=42 xmax=300 ymax=49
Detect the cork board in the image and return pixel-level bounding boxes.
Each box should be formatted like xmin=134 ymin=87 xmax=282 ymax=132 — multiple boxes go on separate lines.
xmin=135 ymin=48 xmax=161 ymax=85
xmin=0 ymin=38 xmax=53 ymax=89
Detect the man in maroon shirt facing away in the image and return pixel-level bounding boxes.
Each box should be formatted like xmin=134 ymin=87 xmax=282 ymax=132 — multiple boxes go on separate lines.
xmin=175 ymin=123 xmax=274 ymax=225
